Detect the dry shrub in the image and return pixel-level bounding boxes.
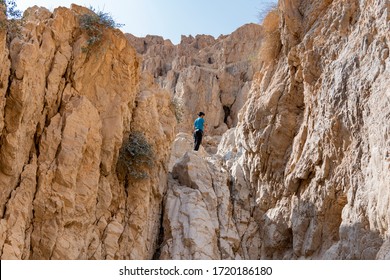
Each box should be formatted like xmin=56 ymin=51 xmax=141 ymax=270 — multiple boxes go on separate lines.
xmin=79 ymin=6 xmax=123 ymax=53
xmin=258 ymin=7 xmax=282 ymax=65
xmin=117 ymin=131 xmax=154 ymax=180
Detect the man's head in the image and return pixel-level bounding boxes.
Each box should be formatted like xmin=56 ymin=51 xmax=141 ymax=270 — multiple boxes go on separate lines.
xmin=198 ymin=112 xmax=205 ymax=117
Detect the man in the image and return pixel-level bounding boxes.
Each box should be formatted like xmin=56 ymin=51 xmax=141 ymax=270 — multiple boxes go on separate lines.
xmin=193 ymin=112 xmax=206 ymax=151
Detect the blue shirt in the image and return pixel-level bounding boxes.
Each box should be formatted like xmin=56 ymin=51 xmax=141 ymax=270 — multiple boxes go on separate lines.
xmin=194 ymin=117 xmax=205 ymax=131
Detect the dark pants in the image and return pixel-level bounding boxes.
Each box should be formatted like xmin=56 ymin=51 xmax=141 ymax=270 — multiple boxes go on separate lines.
xmin=193 ymin=129 xmax=203 ymax=151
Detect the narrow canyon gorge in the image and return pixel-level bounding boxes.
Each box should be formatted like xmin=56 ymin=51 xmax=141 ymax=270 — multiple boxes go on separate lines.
xmin=0 ymin=0 xmax=389 ymax=259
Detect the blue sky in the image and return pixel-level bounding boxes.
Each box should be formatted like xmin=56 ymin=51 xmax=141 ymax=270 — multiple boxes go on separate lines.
xmin=15 ymin=0 xmax=277 ymax=44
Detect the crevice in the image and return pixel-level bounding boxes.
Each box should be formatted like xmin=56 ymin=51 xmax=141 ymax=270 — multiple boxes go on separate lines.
xmin=223 ymin=105 xmax=231 ymax=126
xmin=5 ymin=67 xmax=13 ymax=99
xmin=123 ymin=177 xmax=129 ymax=197
xmin=0 ymin=168 xmax=23 ymax=219
xmin=29 ymin=165 xmax=40 ymax=260
xmin=152 ymin=204 xmax=165 ymax=260
xmin=210 ymin=172 xmax=222 ymax=257
xmin=32 ymin=125 xmax=41 ymax=159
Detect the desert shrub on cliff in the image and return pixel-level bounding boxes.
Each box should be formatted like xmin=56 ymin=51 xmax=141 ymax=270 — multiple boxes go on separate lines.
xmin=257 ymin=2 xmax=277 ymax=23
xmin=258 ymin=6 xmax=282 ymax=65
xmin=79 ymin=7 xmax=123 ymax=52
xmin=118 ymin=131 xmax=154 ymax=180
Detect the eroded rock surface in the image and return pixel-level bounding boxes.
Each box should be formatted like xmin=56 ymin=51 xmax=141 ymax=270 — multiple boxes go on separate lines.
xmin=0 ymin=5 xmax=175 ymax=260
xmin=159 ymin=0 xmax=389 ymax=260
xmin=1 ymin=0 xmax=389 ymax=260
xmin=222 ymin=0 xmax=390 ymax=259
xmin=127 ymin=24 xmax=263 ymax=135
xmin=161 ymin=151 xmax=241 ymax=259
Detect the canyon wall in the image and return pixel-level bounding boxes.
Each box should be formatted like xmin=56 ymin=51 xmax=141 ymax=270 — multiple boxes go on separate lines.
xmin=127 ymin=23 xmax=263 ymax=136
xmin=231 ymin=0 xmax=389 ymax=259
xmin=156 ymin=0 xmax=390 ymax=259
xmin=0 ymin=5 xmax=175 ymax=259
xmin=0 ymin=0 xmax=389 ymax=260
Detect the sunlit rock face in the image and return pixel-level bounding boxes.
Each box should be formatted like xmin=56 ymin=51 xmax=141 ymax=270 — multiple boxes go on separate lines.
xmin=223 ymin=0 xmax=389 ymax=259
xmin=0 ymin=5 xmax=175 ymax=260
xmin=0 ymin=0 xmax=389 ymax=260
xmin=127 ymin=23 xmax=263 ymax=136
xmin=159 ymin=0 xmax=390 ymax=260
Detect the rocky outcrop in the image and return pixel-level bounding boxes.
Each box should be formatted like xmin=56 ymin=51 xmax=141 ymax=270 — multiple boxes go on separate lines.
xmin=0 ymin=10 xmax=10 ymax=139
xmin=0 ymin=0 xmax=389 ymax=261
xmin=220 ymin=0 xmax=390 ymax=259
xmin=161 ymin=150 xmax=242 ymax=260
xmin=161 ymin=130 xmax=262 ymax=260
xmin=118 ymin=73 xmax=176 ymax=259
xmin=0 ymin=5 xmax=175 ymax=260
xmin=157 ymin=0 xmax=389 ymax=260
xmin=162 ymin=127 xmax=269 ymax=260
xmin=127 ymin=24 xmax=263 ymax=135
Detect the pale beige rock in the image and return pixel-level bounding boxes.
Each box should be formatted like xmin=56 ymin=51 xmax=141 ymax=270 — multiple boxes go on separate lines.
xmin=127 ymin=24 xmax=263 ymax=136
xmin=161 ymin=0 xmax=389 ymax=260
xmin=168 ymin=132 xmax=208 ymax=171
xmin=216 ymin=128 xmax=262 ymax=259
xmin=229 ymin=0 xmax=390 ymax=259
xmin=161 ymin=152 xmax=241 ymax=259
xmin=161 ymin=182 xmax=220 ymax=260
xmin=376 ymin=239 xmax=390 ymax=260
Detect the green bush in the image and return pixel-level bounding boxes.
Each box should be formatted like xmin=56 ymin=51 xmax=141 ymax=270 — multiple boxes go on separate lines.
xmin=118 ymin=131 xmax=154 ymax=180
xmin=79 ymin=7 xmax=124 ymax=52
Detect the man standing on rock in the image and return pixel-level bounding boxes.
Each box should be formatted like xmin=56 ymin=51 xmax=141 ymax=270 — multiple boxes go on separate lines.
xmin=193 ymin=112 xmax=206 ymax=151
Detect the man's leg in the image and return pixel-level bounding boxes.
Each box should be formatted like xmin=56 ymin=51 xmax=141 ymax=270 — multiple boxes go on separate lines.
xmin=194 ymin=130 xmax=200 ymax=150
xmin=194 ymin=130 xmax=203 ymax=151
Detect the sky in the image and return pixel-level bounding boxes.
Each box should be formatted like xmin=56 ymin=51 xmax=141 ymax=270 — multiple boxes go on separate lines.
xmin=14 ymin=0 xmax=278 ymax=44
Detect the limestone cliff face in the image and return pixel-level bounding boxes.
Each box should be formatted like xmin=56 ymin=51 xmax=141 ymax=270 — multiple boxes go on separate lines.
xmin=0 ymin=5 xmax=175 ymax=259
xmin=160 ymin=0 xmax=390 ymax=259
xmin=0 ymin=0 xmax=389 ymax=260
xmin=223 ymin=0 xmax=389 ymax=259
xmin=127 ymin=24 xmax=263 ymax=135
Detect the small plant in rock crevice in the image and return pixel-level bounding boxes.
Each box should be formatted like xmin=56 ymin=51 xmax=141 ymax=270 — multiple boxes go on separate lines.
xmin=118 ymin=131 xmax=154 ymax=180
xmin=79 ymin=6 xmax=124 ymax=53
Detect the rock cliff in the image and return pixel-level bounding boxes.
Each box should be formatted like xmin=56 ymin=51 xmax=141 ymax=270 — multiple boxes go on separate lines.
xmin=156 ymin=0 xmax=390 ymax=259
xmin=127 ymin=23 xmax=263 ymax=136
xmin=0 ymin=0 xmax=389 ymax=260
xmin=0 ymin=5 xmax=175 ymax=259
xmin=228 ymin=0 xmax=390 ymax=259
